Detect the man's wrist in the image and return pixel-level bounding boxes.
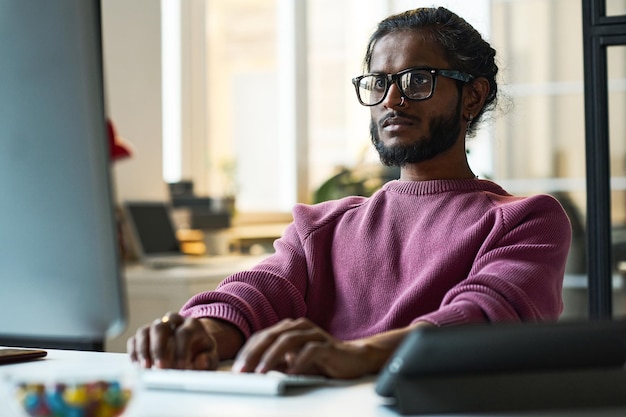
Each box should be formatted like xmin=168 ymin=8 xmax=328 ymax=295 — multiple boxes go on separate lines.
xmin=349 ymin=341 xmax=395 ymax=375
xmin=347 ymin=321 xmax=435 ymax=375
xmin=199 ymin=317 xmax=245 ymax=360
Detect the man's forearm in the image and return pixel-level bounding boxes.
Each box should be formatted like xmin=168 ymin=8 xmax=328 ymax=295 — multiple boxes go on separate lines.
xmin=347 ymin=321 xmax=434 ymax=374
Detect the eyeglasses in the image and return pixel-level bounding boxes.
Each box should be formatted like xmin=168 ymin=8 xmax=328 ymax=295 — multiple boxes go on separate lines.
xmin=351 ymin=67 xmax=474 ymax=106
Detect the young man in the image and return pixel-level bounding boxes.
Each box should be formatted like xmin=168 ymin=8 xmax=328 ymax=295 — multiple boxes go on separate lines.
xmin=128 ymin=7 xmax=572 ymax=379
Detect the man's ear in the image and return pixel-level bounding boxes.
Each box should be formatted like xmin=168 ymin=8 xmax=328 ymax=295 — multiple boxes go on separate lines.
xmin=462 ymin=77 xmax=490 ymax=119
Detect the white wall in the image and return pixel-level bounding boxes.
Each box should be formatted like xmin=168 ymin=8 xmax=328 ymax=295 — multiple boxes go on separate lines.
xmin=101 ymin=0 xmax=166 ymax=202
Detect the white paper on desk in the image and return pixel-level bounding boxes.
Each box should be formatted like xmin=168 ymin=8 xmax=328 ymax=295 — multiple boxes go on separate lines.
xmin=139 ymin=369 xmax=328 ymax=396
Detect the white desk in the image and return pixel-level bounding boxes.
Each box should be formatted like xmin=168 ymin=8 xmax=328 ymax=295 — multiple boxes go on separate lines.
xmin=1 ymin=349 xmax=626 ymax=417
xmin=106 ymin=255 xmax=269 ymax=353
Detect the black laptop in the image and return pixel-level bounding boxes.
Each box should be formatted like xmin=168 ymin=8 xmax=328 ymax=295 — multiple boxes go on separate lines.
xmin=123 ymin=201 xmax=220 ymax=268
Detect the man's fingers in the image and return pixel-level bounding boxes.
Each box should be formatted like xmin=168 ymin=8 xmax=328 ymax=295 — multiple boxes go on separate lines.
xmin=127 ymin=335 xmax=137 ymax=362
xmin=150 ymin=316 xmax=178 ymax=368
xmin=233 ymin=318 xmax=329 ymax=373
xmin=129 ymin=314 xmax=221 ymax=371
xmin=256 ymin=328 xmax=328 ymax=373
xmin=290 ymin=341 xmax=370 ymax=379
xmin=161 ymin=312 xmax=184 ymax=328
xmin=233 ymin=318 xmax=309 ymax=372
xmin=131 ymin=325 xmax=153 ymax=368
xmin=285 ymin=341 xmax=329 ymax=375
xmin=290 ymin=342 xmax=348 ymax=377
xmin=173 ymin=318 xmax=216 ymax=369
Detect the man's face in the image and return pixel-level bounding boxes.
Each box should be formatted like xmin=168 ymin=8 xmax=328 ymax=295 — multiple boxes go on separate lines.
xmin=368 ymin=31 xmax=464 ymax=167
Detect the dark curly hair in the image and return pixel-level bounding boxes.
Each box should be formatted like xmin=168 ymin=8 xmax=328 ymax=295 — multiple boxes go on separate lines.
xmin=363 ymin=7 xmax=498 ymax=136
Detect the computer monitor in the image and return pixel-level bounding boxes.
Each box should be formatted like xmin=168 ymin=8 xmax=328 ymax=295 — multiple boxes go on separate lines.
xmin=0 ymin=0 xmax=126 ymax=351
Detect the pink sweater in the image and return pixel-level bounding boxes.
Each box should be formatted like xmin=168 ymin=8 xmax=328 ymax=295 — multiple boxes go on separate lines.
xmin=180 ymin=179 xmax=572 ymax=340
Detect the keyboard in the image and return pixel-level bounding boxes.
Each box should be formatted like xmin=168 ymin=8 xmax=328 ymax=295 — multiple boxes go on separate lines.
xmin=140 ymin=368 xmax=329 ymax=396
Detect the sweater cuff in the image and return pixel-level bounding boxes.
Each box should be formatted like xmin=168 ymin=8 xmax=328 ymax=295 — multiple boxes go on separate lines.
xmin=180 ymin=302 xmax=252 ymax=338
xmin=415 ymin=301 xmax=487 ymax=327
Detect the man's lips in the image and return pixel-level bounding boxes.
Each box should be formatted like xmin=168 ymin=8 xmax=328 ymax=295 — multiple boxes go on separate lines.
xmin=381 ymin=112 xmax=416 ymax=129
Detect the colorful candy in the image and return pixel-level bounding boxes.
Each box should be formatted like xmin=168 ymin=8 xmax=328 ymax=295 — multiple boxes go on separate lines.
xmin=14 ymin=380 xmax=132 ymax=417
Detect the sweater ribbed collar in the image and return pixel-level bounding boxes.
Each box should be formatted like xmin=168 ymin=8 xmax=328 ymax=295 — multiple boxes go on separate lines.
xmin=382 ymin=178 xmax=510 ymax=196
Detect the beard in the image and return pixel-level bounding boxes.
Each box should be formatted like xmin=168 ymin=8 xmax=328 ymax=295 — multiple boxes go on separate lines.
xmin=370 ymin=100 xmax=463 ymax=167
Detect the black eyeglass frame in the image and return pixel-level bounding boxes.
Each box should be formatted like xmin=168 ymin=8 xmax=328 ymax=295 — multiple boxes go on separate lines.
xmin=351 ymin=67 xmax=475 ymax=106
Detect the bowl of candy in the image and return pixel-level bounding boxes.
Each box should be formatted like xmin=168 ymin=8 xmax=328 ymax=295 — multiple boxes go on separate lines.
xmin=5 ymin=367 xmax=135 ymax=417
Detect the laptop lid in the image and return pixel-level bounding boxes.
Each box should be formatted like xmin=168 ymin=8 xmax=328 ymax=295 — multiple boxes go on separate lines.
xmin=124 ymin=201 xmax=184 ymax=259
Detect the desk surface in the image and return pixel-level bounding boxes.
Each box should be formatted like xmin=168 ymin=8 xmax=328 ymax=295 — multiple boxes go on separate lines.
xmin=2 ymin=349 xmax=626 ymax=417
xmin=123 ymin=254 xmax=270 ymax=283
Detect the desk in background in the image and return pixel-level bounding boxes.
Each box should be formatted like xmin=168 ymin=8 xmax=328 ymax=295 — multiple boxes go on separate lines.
xmin=176 ymin=222 xmax=290 ymax=256
xmin=561 ymin=273 xmax=626 ymax=320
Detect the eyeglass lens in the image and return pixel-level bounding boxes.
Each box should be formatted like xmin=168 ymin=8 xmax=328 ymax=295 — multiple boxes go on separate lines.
xmin=356 ymin=70 xmax=433 ymax=105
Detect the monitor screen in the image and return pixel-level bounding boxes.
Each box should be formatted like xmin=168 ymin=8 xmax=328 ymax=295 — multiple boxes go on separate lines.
xmin=0 ymin=0 xmax=126 ymax=351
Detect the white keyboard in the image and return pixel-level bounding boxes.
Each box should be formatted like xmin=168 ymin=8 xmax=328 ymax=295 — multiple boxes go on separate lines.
xmin=140 ymin=368 xmax=329 ymax=396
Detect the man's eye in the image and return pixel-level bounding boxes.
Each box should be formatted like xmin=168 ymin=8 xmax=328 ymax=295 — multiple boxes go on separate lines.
xmin=409 ymin=75 xmax=429 ymax=86
xmin=373 ymin=78 xmax=386 ymax=90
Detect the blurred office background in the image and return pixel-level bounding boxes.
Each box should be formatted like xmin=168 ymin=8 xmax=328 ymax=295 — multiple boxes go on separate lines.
xmin=100 ymin=0 xmax=626 ymax=318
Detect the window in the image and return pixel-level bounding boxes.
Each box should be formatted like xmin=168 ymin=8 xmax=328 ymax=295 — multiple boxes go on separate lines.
xmin=167 ymin=0 xmax=620 ymax=264
xmin=163 ymin=0 xmax=626 ymax=317
xmin=172 ymin=1 xmax=494 ymax=215
xmin=490 ymin=0 xmax=587 ymax=195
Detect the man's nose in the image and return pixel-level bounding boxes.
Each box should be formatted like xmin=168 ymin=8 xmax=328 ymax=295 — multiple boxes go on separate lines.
xmin=382 ymin=82 xmax=403 ymax=108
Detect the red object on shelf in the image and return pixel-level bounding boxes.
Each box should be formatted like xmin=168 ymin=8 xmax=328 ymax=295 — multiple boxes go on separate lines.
xmin=107 ymin=119 xmax=133 ymax=161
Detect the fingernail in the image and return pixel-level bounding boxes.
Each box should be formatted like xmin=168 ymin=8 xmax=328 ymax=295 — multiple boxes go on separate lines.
xmin=232 ymin=360 xmax=243 ymax=372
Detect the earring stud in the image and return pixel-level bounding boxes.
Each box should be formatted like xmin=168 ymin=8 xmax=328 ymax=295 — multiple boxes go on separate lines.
xmin=466 ymin=114 xmax=474 ymax=135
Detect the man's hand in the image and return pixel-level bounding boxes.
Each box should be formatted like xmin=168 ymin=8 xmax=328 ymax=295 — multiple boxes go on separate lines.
xmin=231 ymin=318 xmax=395 ymax=379
xmin=127 ymin=313 xmax=241 ymax=370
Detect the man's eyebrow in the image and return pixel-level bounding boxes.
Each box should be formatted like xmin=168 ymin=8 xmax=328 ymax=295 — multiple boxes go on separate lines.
xmin=367 ymin=65 xmax=437 ymax=73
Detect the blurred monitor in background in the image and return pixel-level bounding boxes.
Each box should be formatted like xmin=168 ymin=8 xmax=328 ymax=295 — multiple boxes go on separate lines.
xmin=0 ymin=0 xmax=126 ymax=351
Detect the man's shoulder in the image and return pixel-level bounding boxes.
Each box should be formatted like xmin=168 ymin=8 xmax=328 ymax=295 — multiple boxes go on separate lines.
xmin=291 ymin=195 xmax=370 ymax=231
xmin=294 ymin=195 xmax=367 ymax=217
xmin=491 ymin=192 xmax=572 ymax=230
xmin=492 ymin=192 xmax=567 ymax=213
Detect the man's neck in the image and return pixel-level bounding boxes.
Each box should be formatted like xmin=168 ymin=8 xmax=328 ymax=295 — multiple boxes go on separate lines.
xmin=399 ymin=157 xmax=475 ymax=182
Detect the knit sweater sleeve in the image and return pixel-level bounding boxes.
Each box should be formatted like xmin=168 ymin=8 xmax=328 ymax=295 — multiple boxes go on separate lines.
xmin=178 ymin=198 xmax=362 ymax=338
xmin=417 ymin=194 xmax=572 ymax=326
xmin=177 ymin=225 xmax=308 ymax=338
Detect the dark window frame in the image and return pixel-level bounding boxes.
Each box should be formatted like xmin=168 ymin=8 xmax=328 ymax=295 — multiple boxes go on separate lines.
xmin=582 ymin=0 xmax=626 ymax=318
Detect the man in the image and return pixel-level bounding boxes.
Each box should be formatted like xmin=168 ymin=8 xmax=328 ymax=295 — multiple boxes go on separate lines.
xmin=128 ymin=7 xmax=571 ymax=379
